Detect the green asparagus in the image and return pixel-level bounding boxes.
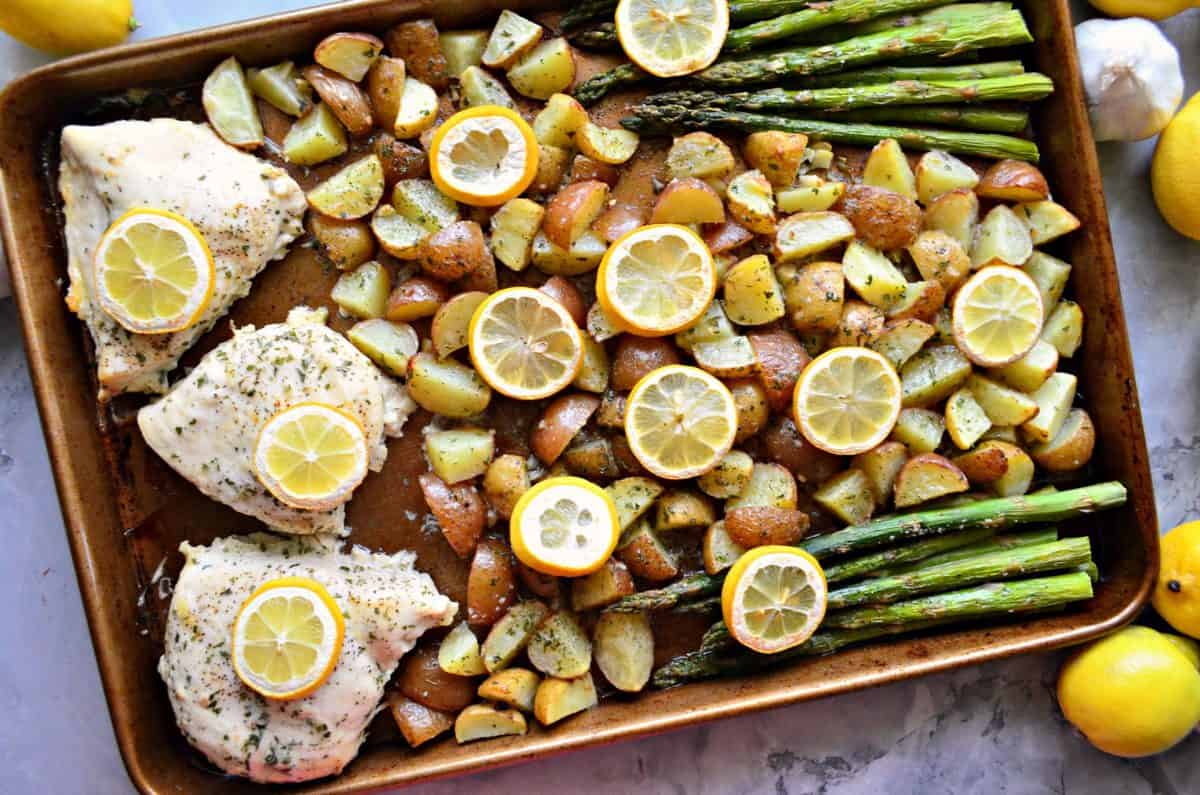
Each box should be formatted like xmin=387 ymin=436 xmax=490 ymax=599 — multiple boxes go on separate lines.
xmin=560 ymin=0 xmax=814 ymax=32
xmin=559 ymin=0 xmax=618 ymax=33
xmin=568 ymin=22 xmax=618 ymax=51
xmin=823 ymin=527 xmax=996 ymax=584
xmin=672 ymin=595 xmax=723 ymax=615
xmin=811 ymin=105 xmax=1030 ymax=134
xmin=828 ymin=538 xmax=1091 ymax=609
xmin=608 ymin=483 xmax=1125 ymax=612
xmin=622 ymin=106 xmax=1040 ymax=160
xmin=724 ymin=0 xmax=974 ymax=53
xmin=804 ymin=60 xmax=1025 ymax=88
xmin=870 ymin=527 xmax=1059 ymax=578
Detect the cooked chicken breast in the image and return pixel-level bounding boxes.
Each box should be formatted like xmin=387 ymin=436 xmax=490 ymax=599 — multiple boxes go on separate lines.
xmin=138 ymin=306 xmax=415 ymax=536
xmin=160 ymin=532 xmax=456 ymax=783
xmin=58 ymin=118 xmax=306 ymax=399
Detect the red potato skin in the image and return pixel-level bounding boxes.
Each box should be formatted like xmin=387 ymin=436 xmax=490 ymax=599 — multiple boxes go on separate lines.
xmin=703 ymin=221 xmax=755 ymax=254
xmin=531 ymin=393 xmax=601 ymax=464
xmin=456 ymin=248 xmax=499 ymax=293
xmin=611 ymin=336 xmax=682 ymax=391
xmin=419 ymin=472 xmax=485 ymax=558
xmin=373 ymin=132 xmax=429 ymax=185
xmin=301 ymin=65 xmax=375 ymax=138
xmin=539 ymin=276 xmax=588 ymax=327
xmin=593 ymin=204 xmax=646 ymax=244
xmin=421 ymin=220 xmax=490 ymax=282
xmin=748 ymin=327 xmax=810 ymax=413
xmin=835 ymin=184 xmax=922 ymax=251
xmin=570 ymin=154 xmax=620 ymax=186
xmin=468 ymin=538 xmax=518 ymax=627
xmin=386 ymin=277 xmax=450 ymax=322
xmin=724 ymin=506 xmax=810 ymax=548
xmin=516 ymin=560 xmax=561 ymax=599
xmin=384 ymin=19 xmax=450 ymax=90
xmin=761 ymin=415 xmax=843 ymax=485
xmin=543 ymin=180 xmax=610 ymax=249
xmin=397 ymin=645 xmax=477 ymax=712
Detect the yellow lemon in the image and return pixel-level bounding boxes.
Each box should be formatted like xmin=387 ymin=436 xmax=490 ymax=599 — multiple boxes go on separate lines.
xmin=0 ymin=0 xmax=135 ymax=55
xmin=625 ymin=364 xmax=737 ymax=479
xmin=1152 ymin=92 xmax=1200 ymax=240
xmin=1153 ymin=520 xmax=1200 ymax=638
xmin=722 ymin=546 xmax=827 ymax=654
xmin=509 ymin=476 xmax=620 ymax=577
xmin=252 ymin=403 xmax=369 ymax=512
xmin=429 ymin=106 xmax=539 ymax=207
xmin=1057 ymin=625 xmax=1200 ymax=757
xmin=1163 ymin=634 xmax=1200 ymax=670
xmin=468 ymin=287 xmax=584 ymax=400
xmin=952 ymin=265 xmax=1044 ymax=367
xmin=1087 ymin=0 xmax=1198 ymax=19
xmin=793 ymin=347 xmax=902 ymax=456
xmin=616 ymin=0 xmax=729 ymax=78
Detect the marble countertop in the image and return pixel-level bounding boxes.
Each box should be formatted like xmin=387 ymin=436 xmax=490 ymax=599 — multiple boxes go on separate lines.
xmin=1 ymin=3 xmax=1197 ymax=793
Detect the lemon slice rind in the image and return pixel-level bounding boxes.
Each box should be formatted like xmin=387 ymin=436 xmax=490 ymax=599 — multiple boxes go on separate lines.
xmin=616 ymin=0 xmax=730 ymax=78
xmin=952 ymin=265 xmax=1045 ymax=367
xmin=722 ymin=546 xmax=828 ymax=655
xmin=252 ymin=402 xmax=369 ymax=512
xmin=430 ymin=105 xmax=539 ymax=207
xmin=469 ymin=286 xmax=584 ymax=400
xmin=793 ymin=346 xmax=902 ymax=457
xmin=625 ymin=364 xmax=737 ymax=480
xmin=510 ymin=476 xmax=620 ymax=576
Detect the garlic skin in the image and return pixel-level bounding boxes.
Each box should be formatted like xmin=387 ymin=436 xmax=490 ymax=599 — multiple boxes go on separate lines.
xmin=1075 ymin=18 xmax=1183 ymax=142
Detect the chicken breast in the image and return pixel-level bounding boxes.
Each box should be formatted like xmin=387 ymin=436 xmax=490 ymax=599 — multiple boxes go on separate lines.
xmin=138 ymin=306 xmax=416 ymax=536
xmin=159 ymin=532 xmax=456 ymax=783
xmin=58 ymin=118 xmax=306 ymax=399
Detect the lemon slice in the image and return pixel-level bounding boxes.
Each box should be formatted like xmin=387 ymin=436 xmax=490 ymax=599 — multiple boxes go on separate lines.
xmin=92 ymin=208 xmax=215 ymax=334
xmin=793 ymin=347 xmax=902 ymax=456
xmin=232 ymin=576 xmax=345 ymax=701
xmin=952 ymin=265 xmax=1045 ymax=366
xmin=616 ymin=0 xmax=730 ymax=78
xmin=597 ymin=224 xmax=717 ymax=336
xmin=429 ymin=105 xmax=539 ymax=207
xmin=253 ymin=402 xmax=369 ymax=511
xmin=510 ymin=476 xmax=621 ymax=576
xmin=469 ymin=286 xmax=584 ymax=400
xmin=625 ymin=364 xmax=737 ymax=479
xmin=722 ymin=546 xmax=828 ymax=654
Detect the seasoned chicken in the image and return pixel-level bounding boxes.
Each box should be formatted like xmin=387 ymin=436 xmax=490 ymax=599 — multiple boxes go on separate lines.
xmin=159 ymin=533 xmax=456 ymax=783
xmin=138 ymin=306 xmax=416 ymax=536
xmin=58 ymin=118 xmax=306 ymax=399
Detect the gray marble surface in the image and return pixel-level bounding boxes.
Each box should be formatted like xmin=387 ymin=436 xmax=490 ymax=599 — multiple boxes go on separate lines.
xmin=0 ymin=3 xmax=1198 ymax=794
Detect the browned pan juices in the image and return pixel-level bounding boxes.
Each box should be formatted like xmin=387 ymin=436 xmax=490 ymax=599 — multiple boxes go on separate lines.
xmin=0 ymin=1 xmax=1157 ymax=793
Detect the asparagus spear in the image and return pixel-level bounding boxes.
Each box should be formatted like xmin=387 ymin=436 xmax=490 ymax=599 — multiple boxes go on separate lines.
xmin=640 ymin=74 xmax=1054 ymax=113
xmin=823 ymin=527 xmax=996 ymax=584
xmin=607 ymin=483 xmax=1125 ymax=612
xmin=559 ymin=0 xmax=618 ymax=33
xmin=828 ymin=538 xmax=1091 ymax=609
xmin=623 ymin=106 xmax=1040 ymax=160
xmin=810 ymin=105 xmax=1030 ymax=134
xmin=560 ymin=0 xmax=809 ymax=32
xmin=870 ymin=527 xmax=1059 ymax=578
xmin=804 ymin=60 xmax=1025 ymax=88
xmin=724 ymin=0 xmax=957 ymax=54
xmin=699 ymin=621 xmax=732 ymax=653
xmin=568 ymin=22 xmax=619 ymax=51
xmin=672 ymin=595 xmax=723 ymax=615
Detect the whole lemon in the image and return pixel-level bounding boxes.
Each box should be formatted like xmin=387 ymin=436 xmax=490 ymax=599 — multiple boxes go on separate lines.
xmin=0 ymin=0 xmax=135 ymax=55
xmin=1153 ymin=520 xmax=1200 ymax=638
xmin=1152 ymin=93 xmax=1200 ymax=240
xmin=1058 ymin=626 xmax=1200 ymax=757
xmin=1163 ymin=634 xmax=1200 ymax=670
xmin=1088 ymin=0 xmax=1199 ymax=18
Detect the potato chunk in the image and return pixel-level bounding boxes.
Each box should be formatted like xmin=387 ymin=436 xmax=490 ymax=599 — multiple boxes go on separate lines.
xmin=248 ymin=61 xmax=313 ymax=117
xmin=915 ymin=149 xmax=979 ymax=204
xmin=431 ymin=291 xmax=488 ymax=359
xmin=697 ymin=450 xmax=753 ymax=499
xmin=969 ymin=205 xmax=1032 ymax=268
xmin=666 ymin=131 xmax=735 ymax=182
xmin=976 ymin=159 xmax=1049 ymax=203
xmin=482 ymin=600 xmax=550 ymax=672
xmin=528 ymin=612 xmax=592 ymax=679
xmin=440 ymin=29 xmax=489 ymax=77
xmin=331 ymin=261 xmax=389 ymax=319
xmin=814 ymin=468 xmax=875 ymax=525
xmin=908 ymin=230 xmax=970 ymax=294
xmin=385 ymin=276 xmax=449 ymax=321
xmin=307 ymin=154 xmax=385 ymax=219
xmin=1030 ymin=408 xmax=1095 ymax=472
xmin=455 ymin=703 xmax=528 ymax=743
xmin=891 ymin=407 xmax=945 ymax=453
xmin=654 ymin=489 xmax=716 ymax=531
xmin=1041 ymin=300 xmax=1084 ymax=358
xmin=965 ymin=374 xmax=1038 ymax=426
xmin=835 ymin=184 xmax=922 ymax=250
xmin=1016 ymin=200 xmax=1081 ymax=245
xmin=703 ymin=519 xmax=747 ymax=574
xmin=1020 ymin=371 xmax=1077 ymax=444
xmin=425 ymin=428 xmax=494 ymax=483
xmin=743 ymin=130 xmax=809 ymax=188
xmin=868 ymin=317 xmax=934 ymax=370
xmin=482 ymin=454 xmax=530 ymax=519
xmin=727 ymin=170 xmax=777 ymax=234
xmin=606 ymin=477 xmax=665 ymax=531
xmin=346 ymin=318 xmax=418 ymax=377
xmin=439 ymin=621 xmax=487 ymax=676
xmin=544 ymin=180 xmax=609 ymax=249
xmin=314 ymin=32 xmax=383 ymax=81
xmin=893 ymin=453 xmax=969 ymax=507
xmin=778 ymin=261 xmax=844 ymax=333
xmin=284 ymin=102 xmax=349 ymax=164
xmin=407 ymin=353 xmax=492 ymax=417
xmin=478 ymin=668 xmax=540 ymax=712
xmin=775 ymin=212 xmax=855 ymax=261
xmin=388 ymin=694 xmax=454 ymax=747
xmin=922 ymin=188 xmax=978 ymax=251
xmin=386 ymin=19 xmax=450 ymax=88
xmin=842 ymin=241 xmax=907 ymax=310
xmin=593 ymin=612 xmax=654 ymax=693
xmin=571 ymin=559 xmax=635 ymax=611
xmin=900 ymin=343 xmax=972 ymax=407
xmin=577 ymin=121 xmax=640 ymax=165
xmin=534 ymin=672 xmax=598 ymax=726
xmin=991 ymin=339 xmax=1058 ymax=393
xmin=482 ymin=10 xmax=543 ymax=69
xmin=507 ymin=38 xmax=576 ymax=100
xmin=616 ymin=519 xmax=679 ymax=581
xmin=944 ymin=387 xmax=992 ymax=450
xmin=863 ymin=138 xmax=916 ymax=199
xmin=850 ymin=441 xmax=908 ymax=504
xmin=459 ymin=65 xmax=516 ymax=109
xmin=777 ymin=176 xmax=846 ymax=213
xmin=651 ymin=178 xmax=725 ymax=224
xmin=723 ymin=254 xmax=785 ymax=325
xmin=393 ymin=77 xmax=439 ymax=139
xmin=533 ymin=93 xmax=588 ymax=148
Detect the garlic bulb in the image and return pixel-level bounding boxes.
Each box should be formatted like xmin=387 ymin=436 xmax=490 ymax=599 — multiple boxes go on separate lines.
xmin=1075 ymin=18 xmax=1183 ymax=142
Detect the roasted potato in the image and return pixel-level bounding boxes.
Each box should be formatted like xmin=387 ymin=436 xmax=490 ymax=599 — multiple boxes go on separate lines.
xmin=593 ymin=611 xmax=654 ymax=693
xmin=587 ymin=301 xmax=622 ymax=342
xmin=922 ymin=188 xmax=979 ymax=251
xmin=863 ymin=138 xmax=917 ymax=198
xmin=419 ymin=472 xmax=486 ymax=557
xmin=394 ymin=182 xmax=458 ymax=231
xmin=1024 ymin=251 xmax=1072 ymax=320
xmin=374 ymin=132 xmax=429 ymax=185
xmin=455 ymin=703 xmax=528 ymax=743
xmin=952 ymin=440 xmax=1011 ymax=484
xmin=893 ymin=453 xmax=969 ymax=508
xmin=440 ymin=620 xmax=487 ymax=676
xmin=595 ymin=390 xmax=626 ymax=429
xmin=532 ymin=229 xmax=606 ymax=275
xmin=814 ymin=468 xmax=875 ymax=525
xmin=777 ymin=260 xmax=845 ymax=333
xmin=900 ymin=343 xmax=973 ymax=407
xmin=247 ymin=60 xmax=312 ymax=117
xmin=992 ymin=442 xmax=1035 ymax=496
xmin=723 ymin=254 xmax=786 ymax=326
xmin=478 ymin=667 xmax=540 ymax=713
xmin=915 ymin=149 xmax=979 ymax=204
xmin=578 ymin=121 xmax=639 ymax=165
xmin=703 ymin=519 xmax=747 ymax=574
xmin=426 ymin=427 xmax=494 ymax=484
xmin=743 ymin=130 xmax=809 ymax=188
xmin=969 ymin=205 xmax=1033 ymax=268
xmin=697 ymin=449 xmax=753 ymax=499
xmin=991 ymin=338 xmax=1058 ymax=393
xmin=371 ymin=204 xmax=427 ymax=259
xmin=1016 ymin=200 xmax=1081 ymax=245
xmin=561 ymin=436 xmax=620 ymax=480
xmin=651 ymin=178 xmax=725 ymax=225
xmin=727 ymin=377 xmax=770 ymax=443
xmin=507 ymin=38 xmax=575 ymax=100
xmin=399 ymin=644 xmax=477 ymax=712
xmin=1021 ymin=371 xmax=1077 ymax=444
xmin=419 ymin=220 xmax=491 ymax=282
xmin=760 ymin=417 xmax=841 ymax=485
xmin=543 ymin=180 xmax=609 ymax=249
xmin=572 ymin=337 xmax=611 ymax=394
xmin=748 ymin=327 xmax=809 ymax=412
xmin=617 ymin=519 xmax=679 ymax=581
xmin=654 ymin=489 xmax=716 ymax=531
xmin=531 ymin=393 xmax=600 ymax=464
xmin=945 ymin=387 xmax=992 ymax=450
xmin=283 ymin=103 xmax=348 ymax=165
xmin=908 ymin=230 xmax=970 ymax=294
xmin=834 ymin=184 xmax=922 ymax=250
xmin=611 ymin=336 xmax=681 ymax=391
xmin=571 ymin=155 xmax=621 ymax=188
xmin=315 ymin=31 xmax=383 ymax=81
xmin=539 ymin=276 xmax=588 ymax=327
xmin=308 ymin=214 xmax=374 ymax=270
xmin=385 ymin=276 xmax=450 ymax=321
xmin=828 ymin=300 xmax=886 ymax=348
xmin=459 ymin=65 xmax=516 ymax=109
xmin=703 ymin=220 xmax=755 ymax=254
xmin=726 ymin=461 xmax=797 ymax=509
xmin=430 ymin=291 xmax=487 ymax=359
xmin=887 ymin=280 xmax=945 ymax=324
xmin=775 ymin=211 xmax=856 ymax=262
xmin=516 ymin=562 xmax=560 ymax=600
xmin=482 ymin=454 xmax=530 ymax=519
xmin=965 ymin=373 xmax=1038 ymax=426
xmin=868 ymin=317 xmax=935 ymax=370
xmin=1042 ymin=299 xmax=1084 ymax=358
xmin=347 ymin=318 xmax=418 ymax=376
xmin=533 ymin=93 xmax=588 ymax=148
xmin=203 ymin=56 xmax=263 ymax=149
xmin=308 ymin=154 xmax=385 ymax=219
xmin=1030 ymin=407 xmax=1095 ymax=472
xmin=776 ymin=176 xmax=847 ymax=213
xmin=482 ymin=600 xmax=550 ymax=672
xmin=891 ymin=407 xmax=945 ymax=454
xmin=694 ymin=336 xmax=758 ymax=378
xmin=457 ymin=246 xmax=499 ymax=293
xmin=725 ymin=506 xmax=809 ymax=548
xmin=331 ymin=261 xmax=390 ymax=319
xmin=976 ymin=159 xmax=1049 ymax=202
xmin=468 ymin=538 xmax=518 ymax=628
xmin=408 ymin=353 xmax=492 ymax=418
xmin=527 ymin=612 xmax=592 ymax=679
xmin=301 ymin=65 xmax=373 ymax=138
xmin=482 ymin=10 xmax=543 ymax=69
xmin=388 ymin=693 xmax=455 ymax=748
xmin=727 ymin=170 xmax=777 ymax=234
xmin=440 ymin=29 xmax=490 ymax=77
xmin=384 ymin=18 xmax=449 ymax=88
xmin=393 ymin=77 xmax=439 ymax=139
xmin=676 ymin=301 xmax=737 ymax=352
xmin=529 ymin=143 xmax=570 ymax=194
xmin=850 ymin=441 xmax=909 ymax=504
xmin=606 ymin=476 xmax=664 ymax=531
xmin=571 ymin=558 xmax=635 ymax=611
xmin=364 ymin=56 xmax=407 ymax=130
xmin=490 ymin=198 xmax=544 ymax=272
xmin=666 ymin=131 xmax=736 ymax=183
xmin=533 ymin=672 xmax=598 ymax=726
xmin=842 ymin=241 xmax=907 ymax=310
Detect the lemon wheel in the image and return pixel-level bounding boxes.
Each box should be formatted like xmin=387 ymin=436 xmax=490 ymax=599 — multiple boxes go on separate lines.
xmin=429 ymin=105 xmax=539 ymax=207
xmin=252 ymin=402 xmax=369 ymax=511
xmin=597 ymin=224 xmax=717 ymax=336
xmin=92 ymin=208 xmax=215 ymax=334
xmin=616 ymin=0 xmax=730 ymax=78
xmin=793 ymin=347 xmax=902 ymax=456
xmin=232 ymin=576 xmax=345 ymax=701
xmin=469 ymin=286 xmax=584 ymax=400
xmin=625 ymin=364 xmax=737 ymax=479
xmin=510 ymin=476 xmax=621 ymax=576
xmin=952 ymin=265 xmax=1044 ymax=366
xmin=722 ymin=546 xmax=828 ymax=654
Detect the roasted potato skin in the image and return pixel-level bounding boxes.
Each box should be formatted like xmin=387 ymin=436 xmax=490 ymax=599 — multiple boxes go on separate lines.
xmin=385 ymin=19 xmax=450 ymax=89
xmin=421 ymin=220 xmax=492 ymax=282
xmin=828 ymin=300 xmax=886 ymax=348
xmin=385 ymin=277 xmax=450 ymax=322
xmin=593 ymin=205 xmax=646 ymax=244
xmin=366 ymin=56 xmax=407 ymax=130
xmin=307 ymin=214 xmax=376 ymax=270
xmin=483 ymin=454 xmax=530 ymax=519
xmin=398 ymin=644 xmax=477 ymax=712
xmin=570 ymin=154 xmax=620 ymax=186
xmin=543 ymin=180 xmax=609 ymax=249
xmin=388 ymin=693 xmax=455 ymax=747
xmin=727 ymin=378 xmax=770 ymax=443
xmin=778 ymin=261 xmax=845 ymax=333
xmin=834 ymin=184 xmax=922 ymax=250
xmin=516 ymin=562 xmax=560 ymax=599
xmin=760 ymin=415 xmax=842 ymax=485
xmin=703 ymin=221 xmax=755 ymax=254
xmin=419 ymin=472 xmax=486 ymax=558
xmin=468 ymin=538 xmax=518 ymax=627
xmin=725 ymin=506 xmax=810 ymax=548
xmin=301 ymin=64 xmax=374 ymax=137
xmin=611 ymin=336 xmax=682 ymax=391
xmin=976 ymin=159 xmax=1049 ymax=203
xmin=748 ymin=327 xmax=810 ymax=413
xmin=373 ymin=132 xmax=429 ymax=185
xmin=539 ymin=276 xmax=588 ymax=327
xmin=531 ymin=393 xmax=601 ymax=464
